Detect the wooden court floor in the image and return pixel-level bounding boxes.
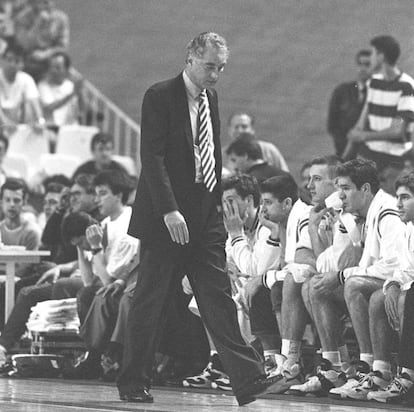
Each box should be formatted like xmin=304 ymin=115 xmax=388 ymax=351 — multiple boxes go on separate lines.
xmin=0 ymin=378 xmax=412 ymax=412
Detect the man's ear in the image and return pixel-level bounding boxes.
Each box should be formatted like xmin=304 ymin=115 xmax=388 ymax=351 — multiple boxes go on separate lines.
xmin=283 ymin=197 xmax=293 ymax=210
xmin=362 ymin=182 xmax=371 ymax=194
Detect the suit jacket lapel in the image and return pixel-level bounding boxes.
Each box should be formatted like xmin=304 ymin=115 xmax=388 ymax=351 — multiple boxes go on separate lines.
xmin=175 ymin=74 xmax=194 ymax=154
xmin=206 ymin=89 xmax=219 ymax=143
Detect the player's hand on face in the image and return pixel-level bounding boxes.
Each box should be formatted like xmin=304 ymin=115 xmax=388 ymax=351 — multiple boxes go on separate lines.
xmin=86 ymin=224 xmax=104 ymax=249
xmin=258 ymin=207 xmax=279 ymax=234
xmin=223 ymin=200 xmax=243 ymax=237
xmin=163 ymin=210 xmax=189 ymax=245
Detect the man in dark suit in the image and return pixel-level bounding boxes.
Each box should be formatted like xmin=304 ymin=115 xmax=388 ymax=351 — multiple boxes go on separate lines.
xmin=327 ymin=49 xmax=371 ymax=158
xmin=116 ymin=32 xmax=279 ymax=406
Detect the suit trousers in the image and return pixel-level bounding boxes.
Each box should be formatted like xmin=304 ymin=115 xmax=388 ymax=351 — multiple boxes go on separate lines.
xmin=117 ymin=185 xmax=263 ymax=394
xmin=400 ymin=283 xmax=414 ymax=370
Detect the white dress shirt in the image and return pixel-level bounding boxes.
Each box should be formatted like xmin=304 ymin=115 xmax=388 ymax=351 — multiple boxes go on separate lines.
xmin=182 ymin=70 xmax=214 ymax=183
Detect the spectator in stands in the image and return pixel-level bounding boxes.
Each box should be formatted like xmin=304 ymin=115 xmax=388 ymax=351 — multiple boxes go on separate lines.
xmin=225 ymin=133 xmax=289 ymax=183
xmin=72 ymin=132 xmax=127 ymax=180
xmin=0 ymin=177 xmax=40 ymax=249
xmin=0 ymin=40 xmax=44 ymax=130
xmin=0 ymin=132 xmax=8 ymax=186
xmin=38 ymin=51 xmax=83 ymax=128
xmin=37 ymin=181 xmax=65 ymax=230
xmin=328 ymin=160 xmax=404 ymax=400
xmin=327 ymin=49 xmax=371 ymax=158
xmin=346 ymin=35 xmax=414 ymax=191
xmin=14 ymin=0 xmax=70 ymax=82
xmin=227 ymin=112 xmax=289 ymax=172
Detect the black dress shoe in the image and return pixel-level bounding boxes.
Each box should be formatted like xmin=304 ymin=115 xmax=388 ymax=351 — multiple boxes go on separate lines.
xmin=235 ymin=374 xmax=283 ymax=406
xmin=119 ymin=388 xmax=154 ymax=403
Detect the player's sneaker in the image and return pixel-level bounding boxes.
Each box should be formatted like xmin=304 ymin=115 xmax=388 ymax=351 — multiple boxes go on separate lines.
xmin=267 ymin=360 xmax=303 ymax=394
xmin=289 ymin=369 xmax=347 ymax=397
xmin=182 ymin=357 xmax=227 ymax=389
xmin=341 ymin=370 xmax=390 ymax=400
xmin=211 ymin=375 xmax=232 ymax=391
xmin=264 ymin=354 xmax=277 ymax=375
xmin=329 ymin=360 xmax=370 ymax=399
xmin=367 ymin=373 xmax=413 ymax=403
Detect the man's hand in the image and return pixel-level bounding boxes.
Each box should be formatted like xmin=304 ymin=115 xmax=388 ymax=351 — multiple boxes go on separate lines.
xmin=223 ymin=200 xmax=243 ymax=238
xmin=312 ymin=271 xmax=340 ymax=298
xmin=86 ymin=224 xmax=104 ymax=249
xmin=309 ymin=205 xmax=328 ymax=228
xmin=258 ymin=208 xmax=280 ymax=239
xmin=36 ymin=266 xmax=60 ymax=285
xmin=348 ymin=129 xmax=367 ymax=143
xmin=96 ymin=282 xmax=125 ymax=298
xmin=384 ymin=285 xmax=400 ymax=330
xmin=163 ymin=210 xmax=189 ymax=245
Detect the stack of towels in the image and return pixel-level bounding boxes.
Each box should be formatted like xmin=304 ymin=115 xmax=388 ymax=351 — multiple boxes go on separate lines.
xmin=27 ymin=298 xmax=80 ymax=333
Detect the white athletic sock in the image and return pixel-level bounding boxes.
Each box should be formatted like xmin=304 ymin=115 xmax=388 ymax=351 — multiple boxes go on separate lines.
xmin=281 ymin=339 xmax=290 ymax=358
xmin=287 ymin=340 xmax=302 ymax=364
xmin=360 ymin=353 xmax=374 ymax=369
xmin=210 ymin=350 xmax=218 ymax=357
xmin=401 ymin=368 xmax=414 ymax=381
xmin=322 ymin=351 xmax=341 ymax=370
xmin=372 ymin=360 xmax=392 ymax=380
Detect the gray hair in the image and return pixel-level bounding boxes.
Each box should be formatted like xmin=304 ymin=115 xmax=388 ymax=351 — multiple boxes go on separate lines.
xmin=185 ymin=32 xmax=229 ymax=62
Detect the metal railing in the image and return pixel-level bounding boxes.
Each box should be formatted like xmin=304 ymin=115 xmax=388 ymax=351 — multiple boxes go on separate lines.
xmin=72 ymin=69 xmax=141 ymax=176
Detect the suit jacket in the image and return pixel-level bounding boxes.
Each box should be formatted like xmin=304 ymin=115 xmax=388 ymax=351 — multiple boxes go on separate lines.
xmin=128 ymin=73 xmax=223 ymax=244
xmin=327 ymin=81 xmax=366 ymax=156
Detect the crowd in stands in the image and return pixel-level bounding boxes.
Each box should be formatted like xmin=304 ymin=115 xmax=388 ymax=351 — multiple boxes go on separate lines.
xmin=0 ymin=4 xmax=412 ymax=407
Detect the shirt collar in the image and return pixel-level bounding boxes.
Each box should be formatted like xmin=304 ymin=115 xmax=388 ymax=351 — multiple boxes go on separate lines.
xmin=183 ymin=70 xmax=203 ymax=100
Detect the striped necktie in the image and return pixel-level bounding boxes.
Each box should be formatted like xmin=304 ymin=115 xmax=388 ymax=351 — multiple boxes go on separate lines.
xmin=198 ymin=90 xmax=217 ymax=192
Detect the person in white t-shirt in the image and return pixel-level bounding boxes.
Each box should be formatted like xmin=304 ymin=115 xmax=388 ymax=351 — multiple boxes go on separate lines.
xmin=38 ymin=51 xmax=82 ymax=128
xmin=0 ymin=41 xmax=44 ymax=128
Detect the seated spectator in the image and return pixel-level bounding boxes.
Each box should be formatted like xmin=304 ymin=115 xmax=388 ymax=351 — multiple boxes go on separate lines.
xmin=14 ymin=0 xmax=69 ymax=81
xmin=0 ymin=174 xmax=101 ymax=366
xmin=37 ymin=181 xmax=66 ymax=230
xmin=66 ymin=169 xmax=134 ymax=325
xmin=225 ymin=132 xmax=289 ymax=183
xmin=61 ymin=170 xmax=136 ymax=378
xmin=0 ymin=40 xmax=44 ymax=130
xmin=227 ymin=112 xmax=289 ymax=172
xmin=0 ymin=177 xmax=41 ymax=323
xmin=72 ymin=132 xmax=127 ymax=180
xmin=38 ymin=51 xmax=83 ymax=128
xmin=0 ymin=177 xmax=40 ymax=250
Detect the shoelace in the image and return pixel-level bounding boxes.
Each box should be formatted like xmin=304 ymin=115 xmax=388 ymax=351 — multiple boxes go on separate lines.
xmin=357 ymin=372 xmax=375 ymax=389
xmin=383 ymin=377 xmax=407 ymax=394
